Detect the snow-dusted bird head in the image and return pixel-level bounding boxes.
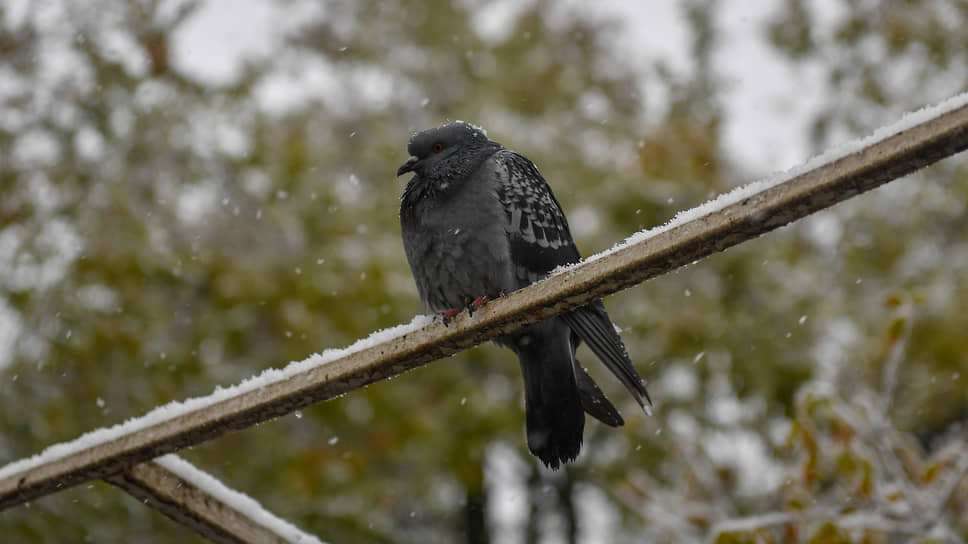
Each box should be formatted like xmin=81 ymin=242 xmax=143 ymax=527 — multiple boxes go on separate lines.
xmin=396 ymin=121 xmax=499 ymax=190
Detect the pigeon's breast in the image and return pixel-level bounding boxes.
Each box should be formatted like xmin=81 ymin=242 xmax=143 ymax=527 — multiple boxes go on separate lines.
xmin=401 ymin=174 xmax=515 ymax=311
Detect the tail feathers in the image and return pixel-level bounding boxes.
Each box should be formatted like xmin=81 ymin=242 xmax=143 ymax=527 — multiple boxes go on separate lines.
xmin=512 ymin=323 xmax=585 ymax=470
xmin=561 ymin=301 xmax=652 ymax=410
xmin=575 ymin=361 xmax=624 ymax=427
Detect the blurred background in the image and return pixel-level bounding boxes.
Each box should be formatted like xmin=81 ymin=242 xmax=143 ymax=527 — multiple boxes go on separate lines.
xmin=2 ymin=0 xmax=968 ymax=542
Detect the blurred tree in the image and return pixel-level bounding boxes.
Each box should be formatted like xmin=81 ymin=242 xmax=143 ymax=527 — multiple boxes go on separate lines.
xmin=0 ymin=0 xmax=966 ymax=542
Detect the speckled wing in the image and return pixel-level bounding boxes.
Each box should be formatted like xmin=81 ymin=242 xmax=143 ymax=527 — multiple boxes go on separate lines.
xmin=493 ymin=150 xmax=582 ymax=285
xmin=493 ymin=150 xmax=652 ymax=412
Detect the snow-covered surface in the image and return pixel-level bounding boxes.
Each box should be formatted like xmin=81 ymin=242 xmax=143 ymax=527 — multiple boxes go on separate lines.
xmin=0 ymin=314 xmax=433 ymax=481
xmin=564 ymin=90 xmax=968 ymax=271
xmin=156 ymin=455 xmax=324 ymax=544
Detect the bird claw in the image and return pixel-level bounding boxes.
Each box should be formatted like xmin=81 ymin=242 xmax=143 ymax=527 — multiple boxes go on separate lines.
xmin=467 ymin=295 xmax=491 ymax=316
xmin=439 ymin=294 xmax=493 ymax=324
xmin=438 ymin=307 xmax=461 ymax=325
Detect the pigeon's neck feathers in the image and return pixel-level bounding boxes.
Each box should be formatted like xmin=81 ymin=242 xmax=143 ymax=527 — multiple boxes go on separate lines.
xmin=400 ymin=140 xmax=502 ymax=220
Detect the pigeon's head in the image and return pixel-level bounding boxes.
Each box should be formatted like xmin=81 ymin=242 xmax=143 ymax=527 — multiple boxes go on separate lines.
xmin=396 ymin=121 xmax=497 ymax=183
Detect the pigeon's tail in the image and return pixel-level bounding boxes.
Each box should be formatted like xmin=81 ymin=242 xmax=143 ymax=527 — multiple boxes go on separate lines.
xmin=574 ymin=359 xmax=624 ymax=427
xmin=561 ymin=301 xmax=652 ymax=410
xmin=504 ymin=320 xmax=585 ymax=470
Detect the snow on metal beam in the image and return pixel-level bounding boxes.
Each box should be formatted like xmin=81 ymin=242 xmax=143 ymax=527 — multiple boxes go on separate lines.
xmin=106 ymin=456 xmax=322 ymax=544
xmin=2 ymin=94 xmax=968 ymax=510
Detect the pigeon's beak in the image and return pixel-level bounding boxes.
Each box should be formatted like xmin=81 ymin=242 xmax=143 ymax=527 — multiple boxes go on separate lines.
xmin=397 ymin=156 xmax=419 ymax=177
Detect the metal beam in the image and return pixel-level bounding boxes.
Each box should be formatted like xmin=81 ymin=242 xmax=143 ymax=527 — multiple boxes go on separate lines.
xmin=106 ymin=456 xmax=321 ymax=544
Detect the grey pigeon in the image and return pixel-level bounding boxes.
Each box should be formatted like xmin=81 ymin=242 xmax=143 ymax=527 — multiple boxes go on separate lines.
xmin=397 ymin=121 xmax=651 ymax=469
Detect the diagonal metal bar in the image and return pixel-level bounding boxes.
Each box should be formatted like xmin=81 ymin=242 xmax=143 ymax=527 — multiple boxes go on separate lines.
xmin=2 ymin=95 xmax=968 ymax=510
xmin=105 ymin=456 xmax=323 ymax=544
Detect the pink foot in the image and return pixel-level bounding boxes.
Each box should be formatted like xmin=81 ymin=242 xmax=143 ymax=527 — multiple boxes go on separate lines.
xmin=439 ymin=307 xmax=461 ymax=325
xmin=471 ymin=295 xmax=491 ymax=308
xmin=468 ymin=295 xmax=491 ymax=316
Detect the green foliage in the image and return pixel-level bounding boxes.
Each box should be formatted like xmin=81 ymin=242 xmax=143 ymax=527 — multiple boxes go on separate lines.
xmin=1 ymin=1 xmax=967 ymax=542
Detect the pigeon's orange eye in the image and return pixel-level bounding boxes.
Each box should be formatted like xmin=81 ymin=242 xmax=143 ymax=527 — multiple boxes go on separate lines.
xmin=432 ymin=143 xmax=444 ymax=153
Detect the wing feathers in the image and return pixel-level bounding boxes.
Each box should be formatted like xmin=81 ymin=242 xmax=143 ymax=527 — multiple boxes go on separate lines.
xmin=494 ymin=150 xmax=652 ymax=414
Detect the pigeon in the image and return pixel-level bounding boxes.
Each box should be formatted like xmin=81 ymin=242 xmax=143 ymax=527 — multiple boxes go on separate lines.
xmin=397 ymin=121 xmax=651 ymax=469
